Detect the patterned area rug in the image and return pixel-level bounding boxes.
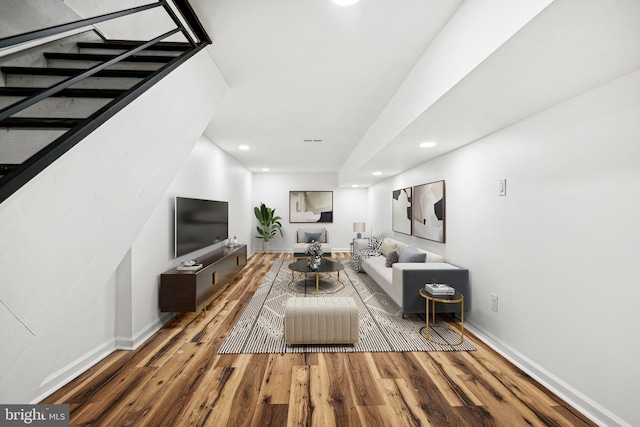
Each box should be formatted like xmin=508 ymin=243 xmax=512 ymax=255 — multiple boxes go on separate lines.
xmin=218 ymin=258 xmax=476 ymax=354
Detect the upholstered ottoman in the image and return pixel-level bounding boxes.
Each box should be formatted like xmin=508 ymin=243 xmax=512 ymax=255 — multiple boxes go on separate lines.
xmin=284 ymin=297 xmax=359 ymax=345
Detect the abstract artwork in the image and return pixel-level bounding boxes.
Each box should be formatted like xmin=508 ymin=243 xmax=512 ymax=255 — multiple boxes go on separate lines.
xmin=413 ymin=180 xmax=445 ymax=242
xmin=392 ymin=187 xmax=412 ymax=235
xmin=289 ymin=191 xmax=333 ymax=223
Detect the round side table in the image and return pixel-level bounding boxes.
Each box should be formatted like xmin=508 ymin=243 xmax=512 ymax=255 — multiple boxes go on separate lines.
xmin=419 ymin=288 xmax=464 ymax=346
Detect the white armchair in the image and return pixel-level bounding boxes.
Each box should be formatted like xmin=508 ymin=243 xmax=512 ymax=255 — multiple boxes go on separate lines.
xmin=293 ymin=227 xmax=331 ymax=257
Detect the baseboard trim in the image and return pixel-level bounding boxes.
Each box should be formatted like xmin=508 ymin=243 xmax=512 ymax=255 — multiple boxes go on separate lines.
xmin=32 ymin=312 xmax=176 ymax=404
xmin=32 ymin=338 xmax=116 ymax=404
xmin=115 ymin=312 xmax=175 ymax=350
xmin=465 ymin=321 xmax=629 ymax=427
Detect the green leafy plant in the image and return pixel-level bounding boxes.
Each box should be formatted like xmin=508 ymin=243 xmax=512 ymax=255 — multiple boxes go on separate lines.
xmin=254 ymin=202 xmax=283 ymax=242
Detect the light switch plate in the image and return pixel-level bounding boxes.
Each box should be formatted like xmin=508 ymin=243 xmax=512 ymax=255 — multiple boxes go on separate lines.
xmin=499 ymin=179 xmax=507 ymax=196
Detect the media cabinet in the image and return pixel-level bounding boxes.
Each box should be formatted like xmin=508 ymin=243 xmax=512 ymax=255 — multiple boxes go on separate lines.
xmin=160 ymin=244 xmax=247 ymax=313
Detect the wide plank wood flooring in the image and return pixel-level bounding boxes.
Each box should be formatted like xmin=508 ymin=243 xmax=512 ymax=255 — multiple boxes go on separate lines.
xmin=42 ymin=253 xmax=596 ymax=426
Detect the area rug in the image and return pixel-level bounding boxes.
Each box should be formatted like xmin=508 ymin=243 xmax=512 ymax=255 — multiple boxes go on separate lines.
xmin=218 ymin=258 xmax=476 ymax=354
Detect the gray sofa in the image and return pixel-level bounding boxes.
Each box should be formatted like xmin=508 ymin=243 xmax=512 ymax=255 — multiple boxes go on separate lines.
xmin=355 ymin=237 xmax=470 ymax=315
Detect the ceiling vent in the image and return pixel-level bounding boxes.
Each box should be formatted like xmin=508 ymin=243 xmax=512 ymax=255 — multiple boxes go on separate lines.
xmin=303 ymin=139 xmax=323 ymax=143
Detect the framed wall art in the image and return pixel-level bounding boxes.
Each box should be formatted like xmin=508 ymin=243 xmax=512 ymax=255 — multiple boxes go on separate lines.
xmin=392 ymin=187 xmax=412 ymax=235
xmin=289 ymin=191 xmax=333 ymax=223
xmin=413 ymin=180 xmax=445 ymax=242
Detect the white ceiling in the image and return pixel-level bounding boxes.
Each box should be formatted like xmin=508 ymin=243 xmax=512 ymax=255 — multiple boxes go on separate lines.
xmin=191 ymin=0 xmax=640 ymax=187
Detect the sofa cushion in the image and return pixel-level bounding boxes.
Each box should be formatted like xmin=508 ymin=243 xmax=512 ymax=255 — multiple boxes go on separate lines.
xmin=297 ymin=228 xmax=326 ymax=243
xmin=361 ymin=256 xmax=398 ymax=302
xmin=379 ymin=239 xmax=397 ymax=257
xmin=385 ymin=250 xmax=399 ymax=267
xmin=398 ymin=245 xmax=426 ymax=263
xmin=304 ymin=232 xmax=322 ymax=243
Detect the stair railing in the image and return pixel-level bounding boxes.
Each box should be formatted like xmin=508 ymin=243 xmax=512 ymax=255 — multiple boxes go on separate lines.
xmin=0 ymin=0 xmax=211 ymax=204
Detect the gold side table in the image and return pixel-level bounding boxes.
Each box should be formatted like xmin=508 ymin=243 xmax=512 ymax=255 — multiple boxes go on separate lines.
xmin=419 ymin=288 xmax=464 ymax=346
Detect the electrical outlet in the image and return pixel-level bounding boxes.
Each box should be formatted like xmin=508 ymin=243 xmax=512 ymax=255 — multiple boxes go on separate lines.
xmin=491 ymin=294 xmax=499 ymax=312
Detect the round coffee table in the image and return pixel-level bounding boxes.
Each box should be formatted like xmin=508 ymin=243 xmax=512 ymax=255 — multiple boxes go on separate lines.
xmin=288 ymin=258 xmax=345 ymax=294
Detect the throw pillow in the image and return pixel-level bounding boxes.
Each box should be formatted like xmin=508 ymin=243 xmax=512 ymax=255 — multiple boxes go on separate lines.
xmin=385 ymin=250 xmax=399 ymax=267
xmin=305 ymin=232 xmax=322 ymax=243
xmin=298 ymin=228 xmax=326 ymax=243
xmin=398 ymin=245 xmax=426 ymax=263
xmin=367 ymin=236 xmax=384 ymax=253
xmin=378 ymin=239 xmax=397 ymax=257
xmin=353 ymin=249 xmax=374 ymax=272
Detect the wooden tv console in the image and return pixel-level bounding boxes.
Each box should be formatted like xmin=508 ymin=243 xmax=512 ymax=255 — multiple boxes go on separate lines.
xmin=159 ymin=244 xmax=247 ymax=313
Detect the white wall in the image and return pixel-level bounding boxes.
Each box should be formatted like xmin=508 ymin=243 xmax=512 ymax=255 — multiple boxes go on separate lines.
xmin=0 ymin=50 xmax=228 ymax=404
xmin=368 ymin=70 xmax=640 ymax=427
xmin=126 ymin=136 xmax=253 ymax=338
xmin=252 ymin=173 xmax=368 ymax=253
xmin=0 ymin=1 xmax=81 ymax=39
xmin=64 ymin=0 xmax=184 ymax=43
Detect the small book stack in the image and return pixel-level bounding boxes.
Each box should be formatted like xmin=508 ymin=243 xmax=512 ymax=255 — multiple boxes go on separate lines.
xmin=425 ymin=283 xmax=455 ymax=296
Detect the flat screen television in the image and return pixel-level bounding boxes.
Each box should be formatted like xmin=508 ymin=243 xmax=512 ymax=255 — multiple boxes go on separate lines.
xmin=175 ymin=197 xmax=229 ymax=258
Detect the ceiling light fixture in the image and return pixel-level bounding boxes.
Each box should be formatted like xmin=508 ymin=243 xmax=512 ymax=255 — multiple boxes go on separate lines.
xmin=239 ymin=145 xmax=250 ymax=150
xmin=372 ymin=171 xmax=382 ymax=176
xmin=419 ymin=141 xmax=437 ymax=148
xmin=332 ymin=0 xmax=360 ymax=5
xmin=262 ymin=168 xmax=270 ymax=172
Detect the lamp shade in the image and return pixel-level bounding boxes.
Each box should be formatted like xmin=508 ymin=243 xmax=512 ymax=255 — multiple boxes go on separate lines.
xmin=353 ymin=222 xmax=365 ymax=233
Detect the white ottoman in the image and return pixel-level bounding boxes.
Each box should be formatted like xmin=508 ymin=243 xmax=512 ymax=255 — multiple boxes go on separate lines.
xmin=284 ymin=297 xmax=359 ymax=345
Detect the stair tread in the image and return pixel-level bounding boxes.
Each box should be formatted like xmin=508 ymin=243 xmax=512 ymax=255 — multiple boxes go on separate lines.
xmin=44 ymin=52 xmax=175 ymax=63
xmin=0 ymin=87 xmax=126 ymax=98
xmin=0 ymin=117 xmax=82 ymax=129
xmin=77 ymin=40 xmax=190 ymax=52
xmin=1 ymin=66 xmax=153 ymax=77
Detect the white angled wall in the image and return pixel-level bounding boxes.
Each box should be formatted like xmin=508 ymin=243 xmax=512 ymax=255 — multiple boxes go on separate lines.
xmin=126 ymin=136 xmax=253 ymax=339
xmin=367 ymin=70 xmax=640 ymax=427
xmin=0 ymin=50 xmax=228 ymax=403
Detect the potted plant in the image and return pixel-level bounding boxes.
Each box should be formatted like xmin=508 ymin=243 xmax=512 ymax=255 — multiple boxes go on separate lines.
xmin=254 ymin=202 xmax=283 ymax=253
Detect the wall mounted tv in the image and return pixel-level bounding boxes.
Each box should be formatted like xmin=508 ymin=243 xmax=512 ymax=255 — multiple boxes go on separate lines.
xmin=175 ymin=197 xmax=229 ymax=258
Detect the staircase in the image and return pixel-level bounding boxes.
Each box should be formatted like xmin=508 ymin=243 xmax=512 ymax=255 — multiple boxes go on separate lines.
xmin=0 ymin=0 xmax=211 ymax=204
xmin=0 ymin=39 xmax=192 ymax=197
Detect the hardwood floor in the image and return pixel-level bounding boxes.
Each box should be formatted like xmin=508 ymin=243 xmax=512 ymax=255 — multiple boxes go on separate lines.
xmin=42 ymin=253 xmax=596 ymax=426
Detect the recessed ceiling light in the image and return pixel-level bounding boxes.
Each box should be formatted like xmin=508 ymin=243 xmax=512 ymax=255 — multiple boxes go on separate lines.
xmin=419 ymin=141 xmax=437 ymax=148
xmin=372 ymin=171 xmax=382 ymax=176
xmin=239 ymin=145 xmax=250 ymax=150
xmin=332 ymin=0 xmax=360 ymax=5
xmin=262 ymin=168 xmax=270 ymax=172
xmin=352 ymin=184 xmax=359 ymax=188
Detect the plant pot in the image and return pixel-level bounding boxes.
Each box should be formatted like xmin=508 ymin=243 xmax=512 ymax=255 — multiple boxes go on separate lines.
xmin=263 ymin=241 xmax=271 ymax=253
